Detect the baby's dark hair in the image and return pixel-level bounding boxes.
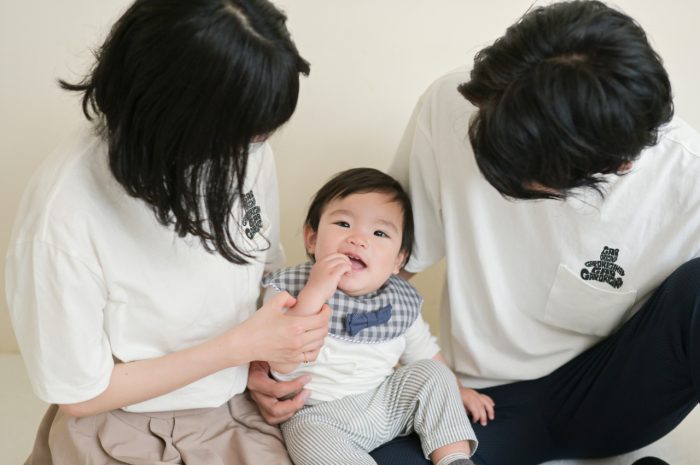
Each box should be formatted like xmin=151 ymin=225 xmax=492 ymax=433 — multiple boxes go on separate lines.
xmin=305 ymin=168 xmax=414 ymax=262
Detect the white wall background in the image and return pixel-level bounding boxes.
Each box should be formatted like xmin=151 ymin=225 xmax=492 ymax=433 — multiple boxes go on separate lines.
xmin=1 ymin=0 xmax=699 ymax=353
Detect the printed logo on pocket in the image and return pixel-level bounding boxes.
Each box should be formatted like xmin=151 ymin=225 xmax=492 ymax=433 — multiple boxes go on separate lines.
xmin=580 ymin=246 xmax=625 ymax=289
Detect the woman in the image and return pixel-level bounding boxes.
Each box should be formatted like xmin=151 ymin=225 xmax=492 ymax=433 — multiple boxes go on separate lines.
xmin=6 ymin=0 xmax=328 ymax=463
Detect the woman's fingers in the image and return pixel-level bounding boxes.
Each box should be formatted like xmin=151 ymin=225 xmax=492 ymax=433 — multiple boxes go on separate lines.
xmin=241 ymin=297 xmax=329 ymax=365
xmin=266 ymin=290 xmax=297 ymax=312
xmin=250 ymin=370 xmax=310 ymax=400
xmin=249 ymin=385 xmax=310 ymax=424
xmin=247 ymin=361 xmax=311 ymax=425
xmin=299 ymin=327 xmax=327 ymax=351
xmin=292 ymin=303 xmax=331 ymax=334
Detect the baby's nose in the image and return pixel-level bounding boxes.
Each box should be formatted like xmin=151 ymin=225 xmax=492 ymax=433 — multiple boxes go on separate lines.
xmin=348 ymin=234 xmax=368 ymax=247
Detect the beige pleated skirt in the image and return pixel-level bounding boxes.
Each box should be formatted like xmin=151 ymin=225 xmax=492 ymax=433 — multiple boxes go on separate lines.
xmin=25 ymin=393 xmax=292 ymax=465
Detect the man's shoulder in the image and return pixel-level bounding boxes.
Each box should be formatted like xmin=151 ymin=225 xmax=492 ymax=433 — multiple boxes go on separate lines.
xmin=419 ymin=66 xmax=471 ymax=104
xmin=657 ymin=117 xmax=700 ymax=159
xmin=410 ymin=67 xmax=476 ymax=139
xmin=634 ymin=116 xmax=700 ymax=208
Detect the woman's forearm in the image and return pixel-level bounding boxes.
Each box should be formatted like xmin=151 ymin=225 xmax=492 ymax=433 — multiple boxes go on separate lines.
xmin=60 ymin=291 xmax=328 ymax=417
xmin=60 ymin=325 xmax=251 ymax=417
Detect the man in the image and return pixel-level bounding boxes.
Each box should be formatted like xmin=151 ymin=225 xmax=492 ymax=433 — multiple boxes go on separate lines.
xmin=383 ymin=1 xmax=699 ymax=464
xmin=249 ymin=1 xmax=700 ymax=464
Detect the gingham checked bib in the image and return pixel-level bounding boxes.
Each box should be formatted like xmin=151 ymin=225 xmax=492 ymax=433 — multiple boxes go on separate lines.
xmin=262 ymin=262 xmax=423 ymax=343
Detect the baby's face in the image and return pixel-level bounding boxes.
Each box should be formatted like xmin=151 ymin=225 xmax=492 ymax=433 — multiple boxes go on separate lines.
xmin=305 ymin=192 xmax=406 ymax=296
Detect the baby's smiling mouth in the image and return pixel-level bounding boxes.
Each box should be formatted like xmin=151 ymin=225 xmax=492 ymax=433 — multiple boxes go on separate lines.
xmin=345 ymin=254 xmax=367 ymax=270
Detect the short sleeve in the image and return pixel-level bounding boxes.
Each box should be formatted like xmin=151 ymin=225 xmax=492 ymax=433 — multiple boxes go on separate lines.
xmin=399 ymin=314 xmax=440 ymax=365
xmin=389 ymin=95 xmax=446 ymax=273
xmin=6 ymin=240 xmax=114 ymax=404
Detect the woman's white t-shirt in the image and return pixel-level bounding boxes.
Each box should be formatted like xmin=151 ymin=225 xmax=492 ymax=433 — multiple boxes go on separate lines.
xmin=6 ymin=127 xmax=284 ymax=412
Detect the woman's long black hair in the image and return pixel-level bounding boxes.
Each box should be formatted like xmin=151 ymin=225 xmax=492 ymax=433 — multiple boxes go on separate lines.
xmin=61 ymin=0 xmax=309 ymax=263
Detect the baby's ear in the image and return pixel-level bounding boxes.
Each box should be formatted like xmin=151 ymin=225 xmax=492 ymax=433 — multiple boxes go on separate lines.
xmin=393 ymin=250 xmax=408 ymax=275
xmin=303 ymin=224 xmax=318 ymax=255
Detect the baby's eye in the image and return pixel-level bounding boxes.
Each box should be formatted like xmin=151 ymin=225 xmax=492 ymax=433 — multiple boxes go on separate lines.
xmin=374 ymin=230 xmax=389 ymax=238
xmin=334 ymin=221 xmax=350 ymax=228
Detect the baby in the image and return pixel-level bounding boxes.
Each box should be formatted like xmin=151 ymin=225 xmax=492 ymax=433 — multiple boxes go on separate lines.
xmin=263 ymin=168 xmax=494 ymax=465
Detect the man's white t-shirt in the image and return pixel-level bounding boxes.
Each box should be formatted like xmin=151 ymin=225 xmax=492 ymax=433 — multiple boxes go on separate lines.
xmin=390 ymin=67 xmax=700 ymax=388
xmin=6 ymin=127 xmax=284 ymax=412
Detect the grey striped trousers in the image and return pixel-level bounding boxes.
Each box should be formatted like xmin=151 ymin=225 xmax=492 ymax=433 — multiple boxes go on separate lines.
xmin=281 ymin=359 xmax=478 ymax=465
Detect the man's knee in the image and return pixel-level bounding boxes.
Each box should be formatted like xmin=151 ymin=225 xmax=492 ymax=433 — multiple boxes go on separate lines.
xmin=665 ymin=258 xmax=700 ymax=289
xmin=657 ymin=258 xmax=700 ymax=314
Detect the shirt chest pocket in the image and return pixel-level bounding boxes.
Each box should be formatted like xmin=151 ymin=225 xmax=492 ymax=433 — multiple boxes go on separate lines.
xmin=543 ymin=264 xmax=637 ymax=337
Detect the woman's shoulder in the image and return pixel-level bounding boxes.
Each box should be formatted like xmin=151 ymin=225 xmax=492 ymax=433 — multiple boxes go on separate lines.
xmin=9 ymin=127 xmax=110 ymax=247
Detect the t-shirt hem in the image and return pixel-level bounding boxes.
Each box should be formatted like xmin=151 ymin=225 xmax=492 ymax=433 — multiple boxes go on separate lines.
xmin=33 ymin=375 xmax=111 ymax=406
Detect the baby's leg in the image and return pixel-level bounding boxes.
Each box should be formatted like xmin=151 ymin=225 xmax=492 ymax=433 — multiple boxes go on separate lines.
xmin=385 ymin=359 xmax=477 ymax=463
xmin=431 ymin=445 xmax=474 ymax=465
xmin=282 ymin=409 xmax=377 ymax=465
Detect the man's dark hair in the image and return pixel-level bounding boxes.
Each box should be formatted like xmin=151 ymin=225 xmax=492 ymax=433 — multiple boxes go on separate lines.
xmin=61 ymin=0 xmax=310 ymax=263
xmin=304 ymin=168 xmax=414 ymax=263
xmin=458 ymin=0 xmax=673 ymax=199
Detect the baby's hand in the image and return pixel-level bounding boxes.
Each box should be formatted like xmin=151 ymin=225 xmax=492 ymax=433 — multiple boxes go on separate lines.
xmin=303 ymin=254 xmax=352 ymax=303
xmin=460 ymin=387 xmax=495 ymax=426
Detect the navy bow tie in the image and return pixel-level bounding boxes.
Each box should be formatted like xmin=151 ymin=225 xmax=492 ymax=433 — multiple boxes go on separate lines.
xmin=345 ymin=304 xmax=393 ymax=336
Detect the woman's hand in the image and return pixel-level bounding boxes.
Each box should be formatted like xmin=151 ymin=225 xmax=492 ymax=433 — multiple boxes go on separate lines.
xmin=460 ymin=386 xmax=495 ymax=426
xmin=232 ymin=291 xmax=331 ymax=366
xmin=247 ymin=361 xmax=311 ymax=424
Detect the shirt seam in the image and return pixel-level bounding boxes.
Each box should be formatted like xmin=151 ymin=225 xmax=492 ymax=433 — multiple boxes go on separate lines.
xmin=9 ymin=238 xmax=106 ymax=289
xmin=37 ymin=131 xmax=100 ymax=239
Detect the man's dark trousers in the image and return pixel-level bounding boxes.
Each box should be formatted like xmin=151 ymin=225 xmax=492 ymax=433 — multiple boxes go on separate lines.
xmin=370 ymin=259 xmax=700 ymax=465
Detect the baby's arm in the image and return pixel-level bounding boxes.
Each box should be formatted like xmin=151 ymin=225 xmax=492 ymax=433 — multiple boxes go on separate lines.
xmin=291 ymin=254 xmax=351 ymax=316
xmin=269 ymin=254 xmax=351 ymax=374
